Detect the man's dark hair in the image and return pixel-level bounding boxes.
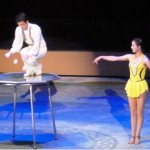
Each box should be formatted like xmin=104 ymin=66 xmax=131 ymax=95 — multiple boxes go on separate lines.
xmin=16 ymin=12 xmax=29 ymax=23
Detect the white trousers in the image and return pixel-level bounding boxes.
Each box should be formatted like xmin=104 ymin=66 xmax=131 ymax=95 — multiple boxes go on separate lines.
xmin=20 ymin=46 xmax=47 ymax=75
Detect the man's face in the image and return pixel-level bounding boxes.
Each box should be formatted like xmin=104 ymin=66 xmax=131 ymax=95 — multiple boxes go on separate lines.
xmin=17 ymin=21 xmax=28 ymax=30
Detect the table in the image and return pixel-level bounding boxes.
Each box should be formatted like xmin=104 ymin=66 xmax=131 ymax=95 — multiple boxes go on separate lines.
xmin=0 ymin=72 xmax=61 ymax=149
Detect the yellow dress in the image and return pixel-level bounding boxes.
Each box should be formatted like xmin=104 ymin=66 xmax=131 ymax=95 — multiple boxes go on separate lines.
xmin=125 ymin=54 xmax=148 ymax=98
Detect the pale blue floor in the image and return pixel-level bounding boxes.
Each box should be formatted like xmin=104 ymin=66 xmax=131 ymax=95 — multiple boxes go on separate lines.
xmin=0 ymin=76 xmax=150 ymax=149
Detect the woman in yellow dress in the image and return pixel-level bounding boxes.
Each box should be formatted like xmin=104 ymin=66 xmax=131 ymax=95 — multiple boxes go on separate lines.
xmin=93 ymin=38 xmax=150 ymax=144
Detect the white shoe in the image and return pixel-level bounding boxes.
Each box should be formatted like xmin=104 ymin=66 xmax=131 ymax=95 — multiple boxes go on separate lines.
xmin=23 ymin=65 xmax=35 ymax=77
xmin=35 ymin=72 xmax=42 ymax=76
xmin=34 ymin=64 xmax=42 ymax=76
xmin=24 ymin=72 xmax=34 ymax=77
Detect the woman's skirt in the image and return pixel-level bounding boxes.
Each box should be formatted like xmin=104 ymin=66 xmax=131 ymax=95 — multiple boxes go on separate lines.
xmin=125 ymin=79 xmax=148 ymax=98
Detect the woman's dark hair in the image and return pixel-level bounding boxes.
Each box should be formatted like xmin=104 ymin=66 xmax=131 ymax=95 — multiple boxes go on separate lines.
xmin=132 ymin=37 xmax=143 ymax=47
xmin=16 ymin=12 xmax=29 ymax=23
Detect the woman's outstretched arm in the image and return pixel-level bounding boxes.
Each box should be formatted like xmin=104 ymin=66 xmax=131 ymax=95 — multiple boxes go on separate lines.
xmin=93 ymin=54 xmax=132 ymax=64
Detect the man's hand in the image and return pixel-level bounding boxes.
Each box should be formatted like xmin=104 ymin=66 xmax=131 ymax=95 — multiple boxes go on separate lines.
xmin=5 ymin=52 xmax=12 ymax=58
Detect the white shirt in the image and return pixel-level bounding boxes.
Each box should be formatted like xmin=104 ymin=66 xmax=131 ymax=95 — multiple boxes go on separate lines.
xmin=10 ymin=23 xmax=47 ymax=56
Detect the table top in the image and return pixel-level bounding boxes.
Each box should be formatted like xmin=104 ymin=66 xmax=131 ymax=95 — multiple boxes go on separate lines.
xmin=0 ymin=72 xmax=61 ymax=84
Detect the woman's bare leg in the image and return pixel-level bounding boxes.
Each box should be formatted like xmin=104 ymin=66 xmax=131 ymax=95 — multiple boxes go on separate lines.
xmin=135 ymin=92 xmax=147 ymax=144
xmin=128 ymin=97 xmax=137 ymax=144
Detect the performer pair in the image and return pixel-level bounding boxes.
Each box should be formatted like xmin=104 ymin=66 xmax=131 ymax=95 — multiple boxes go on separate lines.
xmin=6 ymin=12 xmax=149 ymax=145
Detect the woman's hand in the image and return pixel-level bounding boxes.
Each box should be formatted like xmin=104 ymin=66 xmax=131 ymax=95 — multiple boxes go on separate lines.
xmin=93 ymin=56 xmax=102 ymax=64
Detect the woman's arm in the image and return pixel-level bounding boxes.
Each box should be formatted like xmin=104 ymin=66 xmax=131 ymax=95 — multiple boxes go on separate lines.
xmin=143 ymin=56 xmax=150 ymax=70
xmin=93 ymin=54 xmax=132 ymax=64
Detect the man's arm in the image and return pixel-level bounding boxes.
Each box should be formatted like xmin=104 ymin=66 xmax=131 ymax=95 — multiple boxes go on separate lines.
xmin=10 ymin=27 xmax=23 ymax=54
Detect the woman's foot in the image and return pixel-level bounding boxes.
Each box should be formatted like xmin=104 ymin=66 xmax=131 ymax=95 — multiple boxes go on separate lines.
xmin=135 ymin=136 xmax=140 ymax=144
xmin=128 ymin=136 xmax=135 ymax=144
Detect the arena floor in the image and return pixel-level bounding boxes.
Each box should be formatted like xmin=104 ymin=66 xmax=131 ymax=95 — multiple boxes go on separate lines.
xmin=0 ymin=76 xmax=150 ymax=150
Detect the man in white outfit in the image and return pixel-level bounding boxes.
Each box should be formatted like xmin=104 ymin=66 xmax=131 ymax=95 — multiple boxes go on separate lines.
xmin=5 ymin=12 xmax=47 ymax=76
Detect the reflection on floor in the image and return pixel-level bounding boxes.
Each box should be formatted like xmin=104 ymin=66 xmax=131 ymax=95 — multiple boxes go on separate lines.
xmin=0 ymin=76 xmax=150 ymax=149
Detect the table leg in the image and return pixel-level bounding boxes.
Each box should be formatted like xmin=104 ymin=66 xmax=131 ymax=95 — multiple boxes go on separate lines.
xmin=13 ymin=85 xmax=17 ymax=137
xmin=29 ymin=84 xmax=37 ymax=149
xmin=47 ymin=82 xmax=58 ymax=140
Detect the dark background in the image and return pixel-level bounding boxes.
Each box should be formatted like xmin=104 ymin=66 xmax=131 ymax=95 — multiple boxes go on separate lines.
xmin=0 ymin=0 xmax=150 ymax=51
